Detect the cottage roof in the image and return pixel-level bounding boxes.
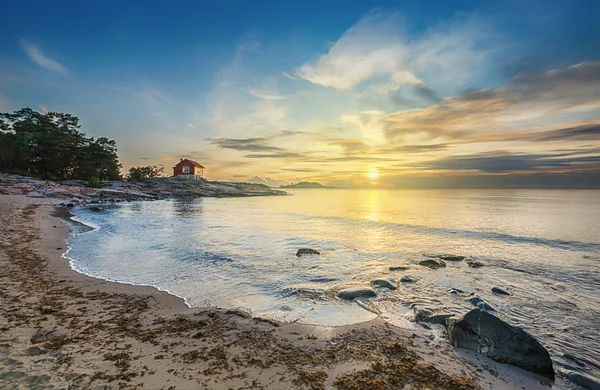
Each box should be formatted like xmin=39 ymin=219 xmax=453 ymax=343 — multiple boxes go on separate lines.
xmin=176 ymin=159 xmax=205 ymax=169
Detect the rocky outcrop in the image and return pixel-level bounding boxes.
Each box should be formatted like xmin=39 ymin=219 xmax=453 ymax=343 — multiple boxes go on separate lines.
xmin=371 ymin=279 xmax=398 ymax=290
xmin=447 ymin=309 xmax=554 ymax=379
xmin=337 ymin=288 xmax=377 ymax=300
xmin=419 ymin=258 xmax=446 ymax=269
xmin=0 ymin=174 xmax=286 ymax=202
xmin=296 ymin=248 xmax=320 ymax=257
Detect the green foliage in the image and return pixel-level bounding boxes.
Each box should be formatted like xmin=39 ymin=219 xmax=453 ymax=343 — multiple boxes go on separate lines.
xmin=0 ymin=107 xmax=122 ymax=180
xmin=87 ymin=176 xmax=101 ymax=188
xmin=127 ymin=166 xmax=164 ymax=181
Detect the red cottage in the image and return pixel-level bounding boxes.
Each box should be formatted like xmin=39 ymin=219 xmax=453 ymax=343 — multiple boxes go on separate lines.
xmin=172 ymin=159 xmax=205 ymax=180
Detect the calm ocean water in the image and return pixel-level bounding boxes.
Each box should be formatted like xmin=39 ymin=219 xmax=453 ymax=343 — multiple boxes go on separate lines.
xmin=66 ymin=189 xmax=600 ymax=388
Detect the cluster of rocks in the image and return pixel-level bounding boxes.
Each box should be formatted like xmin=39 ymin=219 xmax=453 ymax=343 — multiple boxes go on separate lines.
xmin=0 ymin=174 xmax=286 ymax=203
xmin=296 ymin=248 xmax=559 ymax=381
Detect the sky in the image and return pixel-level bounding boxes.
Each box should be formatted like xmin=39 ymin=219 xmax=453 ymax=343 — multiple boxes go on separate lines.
xmin=1 ymin=0 xmax=600 ymax=188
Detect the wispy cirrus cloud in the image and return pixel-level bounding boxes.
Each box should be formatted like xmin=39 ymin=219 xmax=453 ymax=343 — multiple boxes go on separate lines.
xmin=19 ymin=40 xmax=69 ymax=74
xmin=296 ymin=12 xmax=495 ymax=96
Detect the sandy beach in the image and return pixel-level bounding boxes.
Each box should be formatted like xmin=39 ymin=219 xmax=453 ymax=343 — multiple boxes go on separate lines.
xmin=0 ymin=195 xmax=552 ymax=390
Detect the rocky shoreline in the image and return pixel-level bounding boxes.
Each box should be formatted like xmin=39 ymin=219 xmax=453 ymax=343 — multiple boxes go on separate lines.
xmin=0 ymin=173 xmax=287 ymax=203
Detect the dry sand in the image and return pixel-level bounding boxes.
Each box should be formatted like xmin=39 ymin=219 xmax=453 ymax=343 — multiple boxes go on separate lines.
xmin=0 ymin=195 xmax=552 ymax=389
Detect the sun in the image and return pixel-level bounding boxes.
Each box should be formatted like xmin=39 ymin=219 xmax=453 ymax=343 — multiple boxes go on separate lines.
xmin=367 ymin=168 xmax=379 ymax=180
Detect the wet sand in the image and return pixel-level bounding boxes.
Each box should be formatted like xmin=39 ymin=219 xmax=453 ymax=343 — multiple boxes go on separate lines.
xmin=0 ymin=195 xmax=551 ymax=389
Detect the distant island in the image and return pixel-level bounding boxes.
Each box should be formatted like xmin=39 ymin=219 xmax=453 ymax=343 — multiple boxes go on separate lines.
xmin=280 ymin=181 xmax=333 ymax=189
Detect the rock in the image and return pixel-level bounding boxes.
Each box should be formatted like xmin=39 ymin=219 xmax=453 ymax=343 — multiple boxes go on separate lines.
xmin=389 ymin=266 xmax=410 ymax=271
xmin=438 ymin=254 xmax=465 ymax=261
xmin=414 ymin=308 xmax=434 ymax=322
xmin=492 ymin=286 xmax=510 ymax=295
xmin=466 ymin=261 xmax=484 ymax=268
xmin=30 ymin=329 xmax=60 ymax=344
xmin=337 ymin=288 xmax=377 ymax=300
xmin=371 ymin=279 xmax=398 ymax=290
xmin=400 ymin=275 xmax=419 ymax=283
xmin=66 ymin=203 xmax=75 ymax=208
xmin=26 ymin=191 xmax=45 ymax=198
xmin=447 ymin=309 xmax=554 ymax=379
xmin=467 ymin=296 xmax=496 ymax=312
xmin=419 ymin=258 xmax=446 ymax=269
xmin=296 ymin=248 xmax=320 ymax=257
xmin=423 ymin=313 xmax=453 ymax=325
xmin=565 ymin=371 xmax=600 ymax=390
xmin=449 ymin=288 xmax=466 ymax=295
xmin=58 ymin=203 xmax=66 ymax=207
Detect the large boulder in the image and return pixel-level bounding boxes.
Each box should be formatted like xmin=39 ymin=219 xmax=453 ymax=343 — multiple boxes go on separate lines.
xmin=447 ymin=309 xmax=554 ymax=379
xmin=337 ymin=288 xmax=377 ymax=300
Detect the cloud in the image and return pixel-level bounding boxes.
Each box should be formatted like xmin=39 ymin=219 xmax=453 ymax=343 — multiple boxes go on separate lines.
xmin=244 ymin=152 xmax=303 ymax=159
xmin=20 ymin=40 xmax=69 ymax=74
xmin=210 ymin=137 xmax=284 ymax=152
xmin=380 ymin=62 xmax=600 ymax=144
xmin=296 ymin=12 xmax=493 ymax=94
xmin=282 ymin=71 xmax=296 ymax=80
xmin=246 ymin=87 xmax=286 ymax=100
xmin=422 ymin=151 xmax=600 ymax=173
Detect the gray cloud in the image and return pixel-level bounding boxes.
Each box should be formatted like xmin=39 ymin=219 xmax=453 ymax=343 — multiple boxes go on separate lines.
xmin=244 ymin=152 xmax=303 ymax=159
xmin=423 ymin=151 xmax=600 ymax=173
xmin=211 ymin=137 xmax=283 ymax=152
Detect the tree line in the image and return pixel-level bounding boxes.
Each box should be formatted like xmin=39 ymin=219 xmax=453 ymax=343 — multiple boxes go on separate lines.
xmin=0 ymin=108 xmax=122 ymax=181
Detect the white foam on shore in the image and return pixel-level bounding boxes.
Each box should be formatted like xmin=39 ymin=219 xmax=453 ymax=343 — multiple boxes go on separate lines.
xmin=59 ymin=206 xmax=196 ymax=309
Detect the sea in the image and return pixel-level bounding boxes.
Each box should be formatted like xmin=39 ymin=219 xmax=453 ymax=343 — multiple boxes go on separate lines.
xmin=65 ymin=189 xmax=600 ymax=388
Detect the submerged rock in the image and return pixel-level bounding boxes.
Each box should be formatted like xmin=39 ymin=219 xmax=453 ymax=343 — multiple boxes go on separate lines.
xmin=389 ymin=266 xmax=410 ymax=271
xmin=565 ymin=371 xmax=600 ymax=390
xmin=467 ymin=296 xmax=495 ymax=312
xmin=423 ymin=313 xmax=453 ymax=325
xmin=438 ymin=254 xmax=465 ymax=261
xmin=400 ymin=275 xmax=419 ymax=283
xmin=414 ymin=308 xmax=434 ymax=322
xmin=337 ymin=288 xmax=377 ymax=300
xmin=371 ymin=279 xmax=398 ymax=290
xmin=492 ymin=286 xmax=510 ymax=295
xmin=447 ymin=309 xmax=554 ymax=379
xmin=467 ymin=261 xmax=484 ymax=268
xmin=419 ymin=258 xmax=446 ymax=269
xmin=296 ymin=248 xmax=320 ymax=257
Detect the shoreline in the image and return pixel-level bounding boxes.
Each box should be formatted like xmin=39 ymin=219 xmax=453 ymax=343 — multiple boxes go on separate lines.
xmin=0 ymin=195 xmax=552 ymax=389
